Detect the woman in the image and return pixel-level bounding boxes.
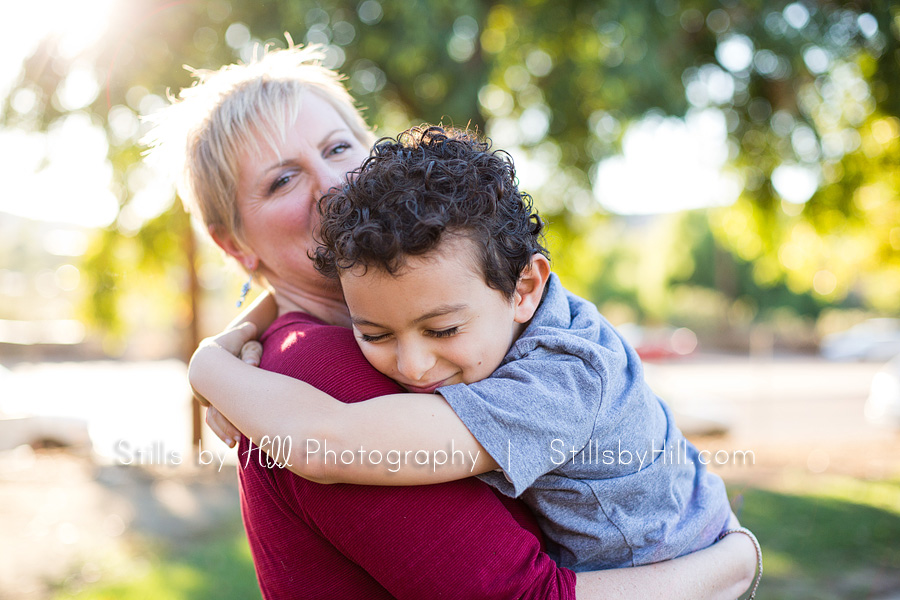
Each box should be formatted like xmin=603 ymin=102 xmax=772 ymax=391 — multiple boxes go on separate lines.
xmin=151 ymin=44 xmax=758 ymax=598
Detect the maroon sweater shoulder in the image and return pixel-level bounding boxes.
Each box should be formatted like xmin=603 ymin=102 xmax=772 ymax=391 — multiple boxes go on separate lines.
xmin=259 ymin=311 xmax=403 ymax=403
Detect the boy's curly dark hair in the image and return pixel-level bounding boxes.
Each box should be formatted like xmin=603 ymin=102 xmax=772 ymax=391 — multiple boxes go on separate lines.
xmin=313 ymin=125 xmax=548 ymax=299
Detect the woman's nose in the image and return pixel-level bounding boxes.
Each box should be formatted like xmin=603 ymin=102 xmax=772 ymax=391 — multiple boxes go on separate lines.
xmin=310 ymin=160 xmax=345 ymax=196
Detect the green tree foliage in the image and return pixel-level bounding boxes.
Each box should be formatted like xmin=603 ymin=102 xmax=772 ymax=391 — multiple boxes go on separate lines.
xmin=3 ymin=0 xmax=898 ymax=347
xmin=701 ymin=1 xmax=900 ymax=312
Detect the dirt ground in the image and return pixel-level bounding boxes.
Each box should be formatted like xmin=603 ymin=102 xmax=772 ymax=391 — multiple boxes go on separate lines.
xmin=0 ymin=447 xmax=241 ymax=599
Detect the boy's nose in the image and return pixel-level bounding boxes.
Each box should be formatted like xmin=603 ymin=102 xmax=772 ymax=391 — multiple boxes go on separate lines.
xmin=396 ymin=344 xmax=436 ymax=383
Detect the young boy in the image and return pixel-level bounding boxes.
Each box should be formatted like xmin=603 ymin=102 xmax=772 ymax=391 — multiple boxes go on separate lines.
xmin=193 ymin=125 xmax=732 ymax=572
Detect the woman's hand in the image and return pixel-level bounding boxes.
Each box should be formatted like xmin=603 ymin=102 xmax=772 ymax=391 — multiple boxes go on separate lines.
xmin=206 ymin=406 xmax=242 ymax=447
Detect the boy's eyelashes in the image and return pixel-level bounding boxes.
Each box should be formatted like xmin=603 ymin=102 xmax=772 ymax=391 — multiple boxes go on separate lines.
xmin=359 ymin=332 xmax=388 ymax=343
xmin=428 ymin=327 xmax=459 ymax=338
xmin=357 ymin=327 xmax=461 ymax=343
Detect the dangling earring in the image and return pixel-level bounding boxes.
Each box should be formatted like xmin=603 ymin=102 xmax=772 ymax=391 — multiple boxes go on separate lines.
xmin=236 ymin=272 xmax=253 ymax=307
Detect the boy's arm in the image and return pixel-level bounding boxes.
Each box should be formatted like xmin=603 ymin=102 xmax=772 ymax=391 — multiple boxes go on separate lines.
xmin=188 ymin=323 xmax=499 ymax=485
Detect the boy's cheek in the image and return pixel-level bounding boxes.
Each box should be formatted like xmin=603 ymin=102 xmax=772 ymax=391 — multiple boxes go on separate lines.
xmin=360 ymin=346 xmax=393 ymax=374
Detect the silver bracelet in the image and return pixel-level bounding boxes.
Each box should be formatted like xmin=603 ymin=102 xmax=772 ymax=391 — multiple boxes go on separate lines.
xmin=718 ymin=526 xmax=762 ymax=599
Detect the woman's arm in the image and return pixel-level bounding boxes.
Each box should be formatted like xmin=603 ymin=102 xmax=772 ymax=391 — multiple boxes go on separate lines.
xmin=575 ymin=521 xmax=759 ymax=599
xmin=189 ymin=322 xmax=498 ymax=484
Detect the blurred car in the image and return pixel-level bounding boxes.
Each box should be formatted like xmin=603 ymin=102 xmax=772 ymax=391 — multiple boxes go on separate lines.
xmin=617 ymin=324 xmax=699 ymax=361
xmin=820 ymin=318 xmax=900 ymax=362
xmin=0 ymin=364 xmax=91 ymax=452
xmin=864 ymin=354 xmax=900 ymax=428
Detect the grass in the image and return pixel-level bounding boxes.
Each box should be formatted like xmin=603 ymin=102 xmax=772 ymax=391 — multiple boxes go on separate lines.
xmin=52 ymin=516 xmax=261 ymax=600
xmin=51 ymin=475 xmax=900 ymax=600
xmin=731 ymin=473 xmax=900 ymax=599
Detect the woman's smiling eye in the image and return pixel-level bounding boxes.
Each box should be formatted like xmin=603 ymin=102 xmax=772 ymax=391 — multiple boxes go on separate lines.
xmin=428 ymin=327 xmax=459 ymax=339
xmin=268 ymin=174 xmax=292 ymax=195
xmin=329 ymin=142 xmax=351 ymax=156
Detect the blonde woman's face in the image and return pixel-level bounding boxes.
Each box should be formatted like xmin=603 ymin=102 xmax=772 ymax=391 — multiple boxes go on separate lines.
xmin=235 ymin=92 xmax=369 ymax=291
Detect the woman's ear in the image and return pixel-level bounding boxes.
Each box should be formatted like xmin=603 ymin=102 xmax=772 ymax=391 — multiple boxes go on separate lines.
xmin=513 ymin=254 xmax=551 ymax=324
xmin=209 ymin=224 xmax=258 ymax=272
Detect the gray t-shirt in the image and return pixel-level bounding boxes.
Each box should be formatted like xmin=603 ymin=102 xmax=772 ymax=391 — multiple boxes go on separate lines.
xmin=438 ymin=274 xmax=730 ymax=571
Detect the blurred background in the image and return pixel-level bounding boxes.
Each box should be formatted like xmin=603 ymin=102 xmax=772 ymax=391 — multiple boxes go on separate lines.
xmin=1 ymin=0 xmax=898 ymax=598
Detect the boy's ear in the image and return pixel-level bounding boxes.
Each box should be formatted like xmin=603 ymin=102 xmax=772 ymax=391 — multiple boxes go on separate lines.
xmin=209 ymin=224 xmax=258 ymax=272
xmin=513 ymin=254 xmax=551 ymax=324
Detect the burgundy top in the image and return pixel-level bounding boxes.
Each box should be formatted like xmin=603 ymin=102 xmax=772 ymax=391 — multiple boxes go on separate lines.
xmin=237 ymin=312 xmax=577 ymax=599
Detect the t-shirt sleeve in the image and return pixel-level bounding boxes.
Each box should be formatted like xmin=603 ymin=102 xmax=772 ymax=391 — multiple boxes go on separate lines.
xmin=439 ymin=346 xmax=603 ymax=497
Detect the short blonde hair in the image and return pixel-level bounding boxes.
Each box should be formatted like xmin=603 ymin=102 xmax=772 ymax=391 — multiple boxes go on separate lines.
xmin=144 ymin=44 xmax=374 ymax=246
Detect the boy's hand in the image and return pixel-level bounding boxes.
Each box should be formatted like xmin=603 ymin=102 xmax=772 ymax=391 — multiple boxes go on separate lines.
xmin=240 ymin=339 xmax=263 ymax=367
xmin=198 ymin=321 xmax=259 ymax=357
xmin=189 ymin=322 xmax=260 ymax=447
xmin=208 ymin=327 xmax=262 ymax=446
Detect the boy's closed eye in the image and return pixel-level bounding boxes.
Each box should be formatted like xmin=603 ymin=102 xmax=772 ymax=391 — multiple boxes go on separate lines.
xmin=358 ymin=327 xmax=461 ymax=343
xmin=427 ymin=327 xmax=459 ymax=338
xmin=359 ymin=332 xmax=389 ymax=343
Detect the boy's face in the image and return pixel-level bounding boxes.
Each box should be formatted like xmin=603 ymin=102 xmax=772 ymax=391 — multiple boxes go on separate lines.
xmin=339 ymin=236 xmax=524 ymax=393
